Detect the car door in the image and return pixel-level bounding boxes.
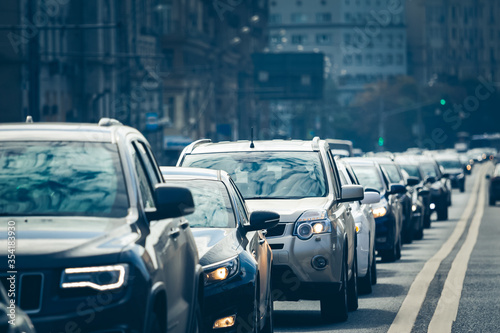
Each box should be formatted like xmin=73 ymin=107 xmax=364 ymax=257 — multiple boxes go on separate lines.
xmin=129 ymin=139 xmax=192 ymax=330
xmin=229 ymin=178 xmax=271 ymax=323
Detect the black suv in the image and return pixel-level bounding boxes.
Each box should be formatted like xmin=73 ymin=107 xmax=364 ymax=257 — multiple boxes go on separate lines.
xmin=0 ymin=119 xmax=202 ymax=333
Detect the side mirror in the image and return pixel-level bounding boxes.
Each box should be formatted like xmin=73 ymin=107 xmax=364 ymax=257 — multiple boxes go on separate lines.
xmin=442 ymin=173 xmax=450 ymax=179
xmin=406 ymin=177 xmax=420 ymax=187
xmin=486 ymin=174 xmax=491 ymax=179
xmin=361 ymin=189 xmax=380 ymax=205
xmin=425 ymin=176 xmax=436 ymax=184
xmin=246 ymin=211 xmax=280 ymax=231
xmin=339 ymin=185 xmax=364 ymax=203
xmin=388 ymin=183 xmax=406 ymax=195
xmin=146 ymin=185 xmax=195 ymax=220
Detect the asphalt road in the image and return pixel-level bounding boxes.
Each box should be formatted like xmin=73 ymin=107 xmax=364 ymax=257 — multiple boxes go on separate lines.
xmin=274 ymin=162 xmax=497 ymax=333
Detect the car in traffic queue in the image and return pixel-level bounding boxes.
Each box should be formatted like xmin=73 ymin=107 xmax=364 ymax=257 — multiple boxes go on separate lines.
xmin=435 ymin=155 xmax=466 ymax=192
xmin=487 ymin=163 xmax=500 ymax=206
xmin=364 ymin=157 xmax=420 ymax=244
xmin=414 ymin=155 xmax=452 ymax=221
xmin=0 ymin=119 xmax=203 ymax=333
xmin=343 ymin=158 xmax=405 ymax=262
xmin=337 ymin=160 xmax=380 ymax=294
xmin=161 ymin=167 xmax=279 ymax=333
xmin=177 ymin=138 xmax=365 ymax=323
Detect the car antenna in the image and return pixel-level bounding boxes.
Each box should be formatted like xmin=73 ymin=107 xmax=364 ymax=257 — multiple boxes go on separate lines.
xmin=250 ymin=127 xmax=255 ymax=148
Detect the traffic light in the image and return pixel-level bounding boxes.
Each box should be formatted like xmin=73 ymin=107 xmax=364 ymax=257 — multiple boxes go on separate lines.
xmin=440 ymin=99 xmax=446 ymax=106
xmin=378 ymin=137 xmax=384 ymax=146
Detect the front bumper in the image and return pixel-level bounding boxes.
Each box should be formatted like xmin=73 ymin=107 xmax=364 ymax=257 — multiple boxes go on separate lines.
xmin=374 ymin=214 xmax=396 ymax=251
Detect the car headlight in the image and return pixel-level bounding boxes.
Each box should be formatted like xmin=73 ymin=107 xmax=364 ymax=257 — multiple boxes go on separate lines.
xmin=355 ymin=222 xmax=362 ymax=233
xmin=293 ymin=210 xmax=332 ymax=240
xmin=61 ymin=264 xmax=129 ymax=291
xmin=372 ymin=207 xmax=387 ymax=218
xmin=203 ymin=256 xmax=239 ymax=286
xmin=457 ymin=173 xmax=464 ymax=179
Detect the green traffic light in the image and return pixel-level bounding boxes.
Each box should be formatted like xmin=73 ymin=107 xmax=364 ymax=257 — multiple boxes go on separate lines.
xmin=378 ymin=137 xmax=384 ymax=146
xmin=440 ymin=99 xmax=446 ymax=106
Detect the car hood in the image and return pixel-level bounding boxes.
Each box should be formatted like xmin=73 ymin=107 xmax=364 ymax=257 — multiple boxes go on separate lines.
xmin=245 ymin=197 xmax=331 ymax=223
xmin=0 ymin=217 xmax=136 ymax=268
xmin=191 ymin=228 xmax=240 ymax=267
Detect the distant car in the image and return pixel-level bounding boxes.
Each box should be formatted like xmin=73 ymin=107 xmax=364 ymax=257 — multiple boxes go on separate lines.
xmin=435 ymin=155 xmax=466 ymax=192
xmin=344 ymin=158 xmax=405 ymax=262
xmin=0 ymin=283 xmax=36 ymax=333
xmin=178 ymin=138 xmax=364 ymax=323
xmin=326 ymin=139 xmax=354 ymax=157
xmin=0 ymin=120 xmax=203 ymax=333
xmin=337 ymin=160 xmax=380 ymax=294
xmin=395 ymin=156 xmax=431 ymax=233
xmin=161 ymin=167 xmax=278 ymax=333
xmin=487 ymin=164 xmax=500 ymax=206
xmin=416 ymin=156 xmax=452 ymax=221
xmin=458 ymin=153 xmax=473 ymax=175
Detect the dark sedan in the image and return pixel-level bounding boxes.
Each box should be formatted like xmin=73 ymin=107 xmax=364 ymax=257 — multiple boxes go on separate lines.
xmin=435 ymin=155 xmax=466 ymax=192
xmin=344 ymin=159 xmax=405 ymax=262
xmin=161 ymin=167 xmax=279 ymax=333
xmin=487 ymin=164 xmax=500 ymax=206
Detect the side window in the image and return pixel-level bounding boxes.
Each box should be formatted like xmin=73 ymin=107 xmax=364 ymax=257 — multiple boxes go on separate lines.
xmin=229 ymin=179 xmax=250 ymax=225
xmin=130 ymin=142 xmax=156 ymax=209
xmin=325 ymin=150 xmax=341 ymax=198
xmin=338 ymin=168 xmax=350 ymax=185
xmin=133 ymin=141 xmax=161 ymax=185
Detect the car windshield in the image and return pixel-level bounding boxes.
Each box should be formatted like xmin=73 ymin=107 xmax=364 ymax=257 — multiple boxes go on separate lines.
xmin=380 ymin=163 xmax=402 ymax=183
xmin=350 ymin=165 xmax=385 ymax=192
xmin=0 ymin=141 xmax=128 ymax=217
xmin=420 ymin=163 xmax=438 ymax=178
xmin=437 ymin=160 xmax=462 ymax=169
xmin=399 ymin=164 xmax=422 ymax=180
xmin=182 ymin=152 xmax=327 ymax=199
xmin=494 ymin=165 xmax=500 ymax=177
xmin=166 ymin=180 xmax=236 ymax=228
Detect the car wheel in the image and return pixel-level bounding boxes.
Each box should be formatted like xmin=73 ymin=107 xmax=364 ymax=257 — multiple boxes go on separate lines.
xmin=147 ymin=311 xmax=163 ymax=333
xmin=371 ymin=248 xmax=377 ymax=285
xmin=261 ymin=286 xmax=274 ymax=333
xmin=320 ymin=254 xmax=348 ymax=323
xmin=490 ymin=196 xmax=496 ymax=206
xmin=347 ymin=251 xmax=359 ymax=311
xmin=415 ymin=224 xmax=424 ymax=240
xmin=437 ymin=201 xmax=448 ymax=221
xmin=460 ymin=182 xmax=465 ymax=193
xmin=423 ymin=210 xmax=431 ymax=228
xmin=358 ymin=255 xmax=372 ymax=294
xmin=396 ymin=234 xmax=402 ymax=260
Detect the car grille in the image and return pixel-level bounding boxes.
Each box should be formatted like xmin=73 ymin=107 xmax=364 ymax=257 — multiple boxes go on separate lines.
xmin=266 ymin=224 xmax=286 ymax=238
xmin=1 ymin=273 xmax=43 ymax=313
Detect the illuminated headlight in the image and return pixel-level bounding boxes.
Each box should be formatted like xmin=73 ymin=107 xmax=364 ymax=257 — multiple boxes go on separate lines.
xmin=466 ymin=165 xmax=472 ymax=171
xmin=61 ymin=264 xmax=129 ymax=291
xmin=412 ymin=204 xmax=418 ymax=212
xmin=372 ymin=207 xmax=387 ymax=218
xmin=213 ymin=315 xmax=236 ymax=329
xmin=204 ymin=256 xmax=239 ymax=286
xmin=430 ymin=203 xmax=436 ymax=210
xmin=355 ymin=222 xmax=362 ymax=233
xmin=294 ymin=210 xmax=332 ymax=240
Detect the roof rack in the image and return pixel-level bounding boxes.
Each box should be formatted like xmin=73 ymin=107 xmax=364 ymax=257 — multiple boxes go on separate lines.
xmin=312 ymin=136 xmax=321 ymax=151
xmin=185 ymin=139 xmax=212 ymax=154
xmin=98 ymin=118 xmax=122 ymax=127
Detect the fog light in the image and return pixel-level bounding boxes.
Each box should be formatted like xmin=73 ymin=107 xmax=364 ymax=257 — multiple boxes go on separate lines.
xmin=213 ymin=315 xmax=236 ymax=329
xmin=311 ymin=255 xmax=328 ymax=270
xmin=430 ymin=203 xmax=436 ymax=210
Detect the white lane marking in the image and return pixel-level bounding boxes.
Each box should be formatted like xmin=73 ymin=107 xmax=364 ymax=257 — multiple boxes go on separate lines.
xmin=387 ymin=165 xmax=486 ymax=333
xmin=427 ymin=175 xmax=486 ymax=333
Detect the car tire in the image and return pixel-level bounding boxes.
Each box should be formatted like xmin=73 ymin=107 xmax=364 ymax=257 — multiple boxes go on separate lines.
xmin=437 ymin=201 xmax=448 ymax=221
xmin=261 ymin=284 xmax=274 ymax=333
xmin=320 ymin=255 xmax=348 ymax=323
xmin=371 ymin=248 xmax=377 ymax=285
xmin=414 ymin=224 xmax=424 ymax=240
xmin=395 ymin=234 xmax=402 ymax=260
xmin=347 ymin=251 xmax=359 ymax=311
xmin=358 ymin=255 xmax=372 ymax=294
xmin=423 ymin=210 xmax=431 ymax=228
xmin=460 ymin=182 xmax=465 ymax=193
xmin=490 ymin=196 xmax=496 ymax=206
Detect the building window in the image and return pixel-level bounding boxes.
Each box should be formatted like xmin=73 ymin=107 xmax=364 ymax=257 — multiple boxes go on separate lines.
xmin=292 ymin=34 xmax=308 ymax=44
xmin=387 ymin=34 xmax=393 ymax=48
xmin=344 ymin=12 xmax=352 ymax=22
xmin=344 ymin=33 xmax=351 ymax=45
xmin=291 ymin=13 xmax=308 ymax=23
xmin=343 ymin=54 xmax=353 ymax=65
xmin=271 ymin=1 xmax=277 ymax=6
xmin=270 ymin=34 xmax=280 ymax=44
xmin=396 ymin=54 xmax=404 ymax=65
xmin=366 ymin=54 xmax=373 ymax=65
xmin=386 ymin=54 xmax=393 ymax=65
xmin=375 ymin=54 xmax=383 ymax=66
xmin=316 ymin=33 xmax=332 ymax=45
xmin=316 ymin=13 xmax=332 ymax=23
xmin=269 ymin=14 xmax=282 ymax=24
xmin=355 ymin=54 xmax=362 ymax=65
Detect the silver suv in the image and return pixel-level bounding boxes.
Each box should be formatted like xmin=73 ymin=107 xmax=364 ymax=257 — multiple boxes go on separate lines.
xmin=177 ymin=137 xmax=364 ymax=322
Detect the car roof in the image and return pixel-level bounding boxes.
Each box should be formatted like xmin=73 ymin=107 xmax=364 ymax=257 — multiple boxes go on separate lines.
xmin=182 ymin=139 xmax=325 ymax=154
xmin=160 ymin=166 xmax=226 ymax=182
xmin=342 ymin=157 xmax=378 ymax=166
xmin=364 ymin=156 xmax=396 ymax=164
xmin=0 ymin=122 xmax=140 ymax=143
